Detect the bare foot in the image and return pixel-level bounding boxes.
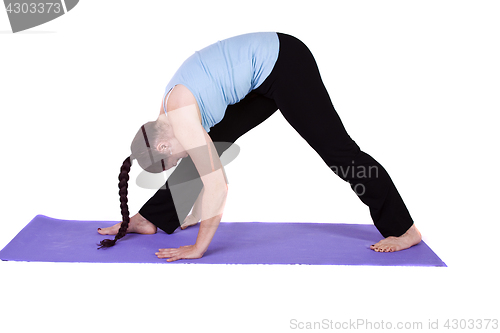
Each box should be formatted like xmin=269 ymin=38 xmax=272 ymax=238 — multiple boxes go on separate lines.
xmin=370 ymin=224 xmax=422 ymax=252
xmin=97 ymin=213 xmax=157 ymax=235
xmin=180 ymin=213 xmax=199 ymax=230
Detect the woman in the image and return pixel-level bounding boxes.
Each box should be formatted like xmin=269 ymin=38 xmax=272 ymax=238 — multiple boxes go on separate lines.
xmin=98 ymin=32 xmax=422 ymax=262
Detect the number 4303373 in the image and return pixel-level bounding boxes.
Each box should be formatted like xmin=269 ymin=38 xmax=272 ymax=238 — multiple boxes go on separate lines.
xmin=6 ymin=2 xmax=62 ymax=14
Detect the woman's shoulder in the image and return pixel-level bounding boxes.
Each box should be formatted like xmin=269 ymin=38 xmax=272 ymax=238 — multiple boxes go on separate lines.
xmin=161 ymin=84 xmax=202 ymax=124
xmin=167 ymin=85 xmax=197 ymax=110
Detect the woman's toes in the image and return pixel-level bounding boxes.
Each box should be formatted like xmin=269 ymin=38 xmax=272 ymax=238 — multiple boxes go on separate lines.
xmin=372 ymin=240 xmax=386 ymax=251
xmin=97 ymin=227 xmax=109 ymax=235
xmin=97 ymin=223 xmax=121 ymax=235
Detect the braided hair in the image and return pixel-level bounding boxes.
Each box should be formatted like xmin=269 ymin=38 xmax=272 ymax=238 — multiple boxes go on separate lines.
xmin=97 ymin=117 xmax=173 ymax=249
xmin=97 ymin=156 xmax=133 ymax=249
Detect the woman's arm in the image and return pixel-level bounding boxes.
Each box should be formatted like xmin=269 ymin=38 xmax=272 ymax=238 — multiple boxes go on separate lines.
xmin=156 ymin=85 xmax=228 ymax=262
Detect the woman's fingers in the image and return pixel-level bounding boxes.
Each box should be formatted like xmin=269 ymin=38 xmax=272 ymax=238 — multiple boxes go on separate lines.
xmin=155 ymin=245 xmax=202 ymax=262
xmin=155 ymin=248 xmax=175 ymax=258
xmin=157 ymin=250 xmax=181 ymax=262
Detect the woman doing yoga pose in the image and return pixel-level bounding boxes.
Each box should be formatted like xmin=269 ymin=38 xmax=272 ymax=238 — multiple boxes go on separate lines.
xmin=98 ymin=32 xmax=422 ymax=262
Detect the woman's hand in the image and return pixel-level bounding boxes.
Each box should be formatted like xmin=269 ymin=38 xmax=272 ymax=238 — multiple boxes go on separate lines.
xmin=155 ymin=245 xmax=203 ymax=262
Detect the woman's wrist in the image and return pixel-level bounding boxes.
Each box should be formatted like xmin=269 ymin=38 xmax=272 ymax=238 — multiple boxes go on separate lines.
xmin=193 ymin=214 xmax=223 ymax=255
xmin=193 ymin=243 xmax=207 ymax=256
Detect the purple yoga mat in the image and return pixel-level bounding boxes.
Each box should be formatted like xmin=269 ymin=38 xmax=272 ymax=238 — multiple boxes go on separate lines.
xmin=0 ymin=215 xmax=446 ymax=266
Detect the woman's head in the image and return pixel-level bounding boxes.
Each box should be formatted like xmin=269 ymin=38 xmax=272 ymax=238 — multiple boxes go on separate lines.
xmin=131 ymin=113 xmax=187 ymax=173
xmin=97 ymin=115 xmax=187 ymax=249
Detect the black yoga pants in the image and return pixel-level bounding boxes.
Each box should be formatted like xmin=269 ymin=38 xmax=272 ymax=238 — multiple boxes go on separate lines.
xmin=140 ymin=32 xmax=414 ymax=238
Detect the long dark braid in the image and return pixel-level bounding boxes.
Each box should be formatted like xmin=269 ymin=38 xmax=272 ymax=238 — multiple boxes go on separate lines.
xmin=97 ymin=156 xmax=133 ymax=249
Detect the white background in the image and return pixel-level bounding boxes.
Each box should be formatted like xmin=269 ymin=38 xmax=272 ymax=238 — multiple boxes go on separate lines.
xmin=1 ymin=1 xmax=499 ymax=332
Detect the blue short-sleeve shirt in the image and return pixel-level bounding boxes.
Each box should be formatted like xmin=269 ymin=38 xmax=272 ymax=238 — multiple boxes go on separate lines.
xmin=163 ymin=32 xmax=280 ymax=132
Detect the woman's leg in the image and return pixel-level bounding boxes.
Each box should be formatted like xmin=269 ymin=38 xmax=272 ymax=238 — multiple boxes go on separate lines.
xmin=255 ymin=33 xmax=419 ymax=248
xmin=138 ymin=93 xmax=278 ymax=233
